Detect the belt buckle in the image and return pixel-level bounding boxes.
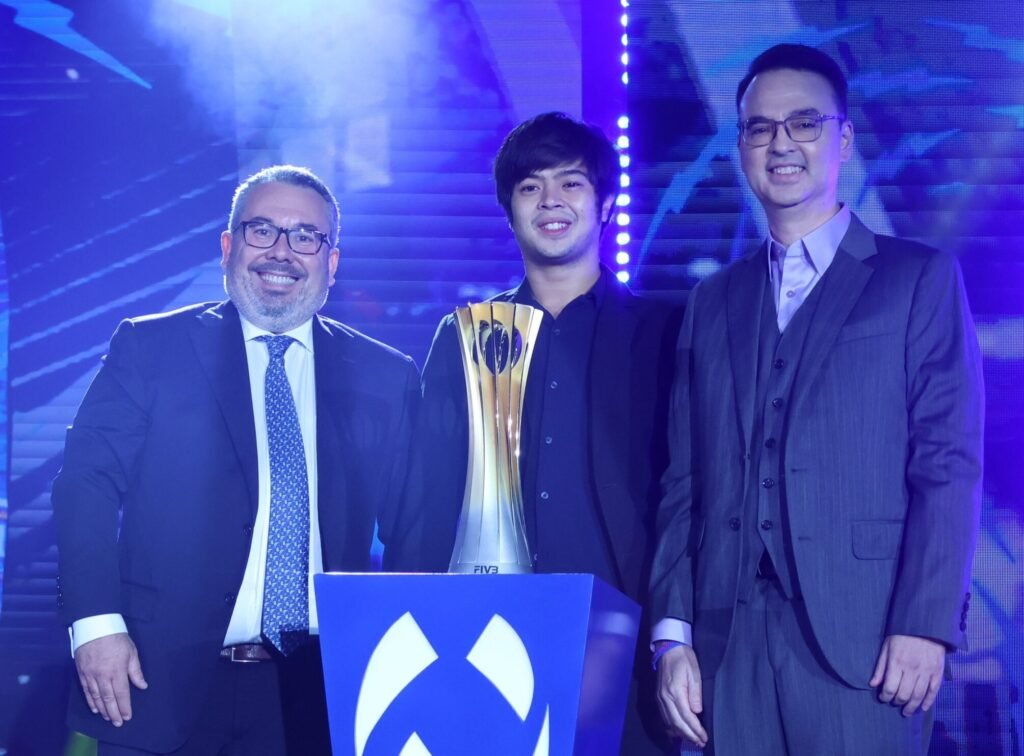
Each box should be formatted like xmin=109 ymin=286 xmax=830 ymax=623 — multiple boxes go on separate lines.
xmin=231 ymin=646 xmax=260 ymax=664
xmin=223 ymin=644 xmax=267 ymax=663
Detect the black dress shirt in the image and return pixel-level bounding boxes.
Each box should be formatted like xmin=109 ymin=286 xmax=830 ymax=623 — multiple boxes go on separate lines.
xmin=515 ymin=272 xmax=618 ymax=585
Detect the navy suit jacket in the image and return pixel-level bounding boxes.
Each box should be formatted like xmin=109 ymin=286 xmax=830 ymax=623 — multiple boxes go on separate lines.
xmin=388 ymin=274 xmax=682 ymax=605
xmin=649 ymin=214 xmax=984 ymax=686
xmin=53 ymin=300 xmax=418 ymax=751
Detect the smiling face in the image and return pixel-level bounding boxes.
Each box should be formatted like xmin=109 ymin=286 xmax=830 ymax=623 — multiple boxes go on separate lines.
xmin=221 ymin=181 xmax=339 ymax=333
xmin=738 ymin=67 xmax=854 ymax=235
xmin=509 ymin=160 xmax=613 ymax=271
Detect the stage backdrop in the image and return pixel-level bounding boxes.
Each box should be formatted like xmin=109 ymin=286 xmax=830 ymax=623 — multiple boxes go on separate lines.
xmin=0 ymin=1 xmax=1020 ymax=753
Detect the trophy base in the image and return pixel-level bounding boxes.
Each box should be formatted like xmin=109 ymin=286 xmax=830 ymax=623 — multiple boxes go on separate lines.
xmin=448 ymin=561 xmax=535 ymax=575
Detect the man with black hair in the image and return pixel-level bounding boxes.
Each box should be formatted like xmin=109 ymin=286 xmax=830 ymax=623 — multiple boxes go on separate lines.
xmin=54 ymin=165 xmax=418 ymax=754
xmin=649 ymin=44 xmax=983 ymax=754
xmin=391 ymin=112 xmax=681 ymax=754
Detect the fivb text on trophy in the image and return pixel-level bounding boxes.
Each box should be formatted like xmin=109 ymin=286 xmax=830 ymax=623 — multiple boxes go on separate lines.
xmin=449 ymin=302 xmax=543 ymax=574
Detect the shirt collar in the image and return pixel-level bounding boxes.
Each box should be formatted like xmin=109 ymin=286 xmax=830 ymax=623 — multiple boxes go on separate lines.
xmin=767 ymin=204 xmax=851 ymax=283
xmin=239 ymin=314 xmax=315 ymax=354
xmin=515 ymin=266 xmax=609 ymax=311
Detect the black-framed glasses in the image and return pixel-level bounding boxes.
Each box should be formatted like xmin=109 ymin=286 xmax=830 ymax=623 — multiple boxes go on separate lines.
xmin=234 ymin=220 xmax=330 ymax=255
xmin=738 ymin=114 xmax=844 ymax=146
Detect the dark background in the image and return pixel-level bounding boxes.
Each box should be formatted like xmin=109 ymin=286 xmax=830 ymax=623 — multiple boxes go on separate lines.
xmin=0 ymin=1 xmax=1019 ymax=753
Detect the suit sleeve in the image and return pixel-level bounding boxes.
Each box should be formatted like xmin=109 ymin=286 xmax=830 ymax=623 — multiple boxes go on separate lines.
xmin=382 ymin=315 xmax=468 ymax=572
xmin=887 ymin=251 xmax=984 ymax=648
xmin=52 ymin=319 xmax=151 ymax=625
xmin=648 ymin=284 xmax=701 ymax=626
xmin=374 ymin=353 xmax=421 ymax=560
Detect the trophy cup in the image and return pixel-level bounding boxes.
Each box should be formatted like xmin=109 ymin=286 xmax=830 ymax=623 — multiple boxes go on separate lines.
xmin=448 ymin=302 xmax=544 ymax=574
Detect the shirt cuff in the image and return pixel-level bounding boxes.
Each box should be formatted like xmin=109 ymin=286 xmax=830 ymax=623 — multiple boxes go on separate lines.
xmin=651 ymin=617 xmax=692 ymax=651
xmin=70 ymin=614 xmax=128 ymax=656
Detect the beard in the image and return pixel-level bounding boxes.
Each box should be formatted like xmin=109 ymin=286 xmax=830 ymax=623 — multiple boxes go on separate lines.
xmin=224 ymin=260 xmax=328 ymax=333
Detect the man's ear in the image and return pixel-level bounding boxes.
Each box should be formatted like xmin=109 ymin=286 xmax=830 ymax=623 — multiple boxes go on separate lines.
xmin=327 ymin=248 xmax=340 ymax=286
xmin=600 ymin=195 xmax=615 ymax=225
xmin=839 ymin=119 xmax=855 ymax=163
xmin=220 ymin=230 xmax=232 ymax=268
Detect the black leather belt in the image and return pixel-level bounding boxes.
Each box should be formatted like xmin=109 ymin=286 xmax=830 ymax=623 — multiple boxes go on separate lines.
xmin=220 ymin=643 xmax=274 ymax=663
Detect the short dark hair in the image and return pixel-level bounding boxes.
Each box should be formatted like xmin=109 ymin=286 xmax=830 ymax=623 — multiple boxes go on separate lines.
xmin=493 ymin=112 xmax=619 ymax=225
xmin=229 ymin=165 xmax=340 ymax=247
xmin=736 ymin=43 xmax=848 ymax=117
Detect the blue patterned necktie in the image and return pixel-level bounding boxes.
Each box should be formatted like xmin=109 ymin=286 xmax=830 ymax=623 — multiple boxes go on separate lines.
xmin=257 ymin=335 xmax=310 ymax=655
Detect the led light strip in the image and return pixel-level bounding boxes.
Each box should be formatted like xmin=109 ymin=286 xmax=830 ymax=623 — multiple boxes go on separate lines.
xmin=615 ymin=1 xmax=631 ymax=283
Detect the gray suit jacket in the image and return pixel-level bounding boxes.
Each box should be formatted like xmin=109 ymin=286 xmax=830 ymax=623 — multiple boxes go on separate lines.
xmin=649 ymin=214 xmax=984 ymax=686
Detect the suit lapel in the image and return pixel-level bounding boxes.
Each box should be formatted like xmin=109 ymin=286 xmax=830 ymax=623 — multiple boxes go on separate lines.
xmin=189 ymin=302 xmax=259 ymax=516
xmin=790 ymin=214 xmax=877 ymax=412
xmin=589 ymin=282 xmax=635 ymax=492
xmin=588 ymin=281 xmax=637 ymax=584
xmin=312 ymin=315 xmax=351 ymax=548
xmin=726 ymin=250 xmax=768 ymax=451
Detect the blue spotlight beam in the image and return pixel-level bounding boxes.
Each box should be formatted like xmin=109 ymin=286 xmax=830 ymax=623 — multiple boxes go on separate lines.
xmin=2 ymin=0 xmax=152 ymax=88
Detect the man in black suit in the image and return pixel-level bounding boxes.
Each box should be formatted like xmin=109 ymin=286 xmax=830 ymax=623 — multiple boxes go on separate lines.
xmin=53 ymin=165 xmax=418 ymax=755
xmin=390 ymin=112 xmax=681 ymax=754
xmin=650 ymin=45 xmax=984 ymax=754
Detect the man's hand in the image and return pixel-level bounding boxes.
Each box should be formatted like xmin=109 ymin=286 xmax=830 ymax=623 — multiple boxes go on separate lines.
xmin=74 ymin=632 xmax=148 ymax=727
xmin=656 ymin=644 xmax=708 ymax=748
xmin=870 ymin=634 xmax=945 ymax=717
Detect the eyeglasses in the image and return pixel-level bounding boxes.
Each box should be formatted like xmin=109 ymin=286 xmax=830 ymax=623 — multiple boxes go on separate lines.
xmin=234 ymin=220 xmax=330 ymax=255
xmin=738 ymin=114 xmax=844 ymax=147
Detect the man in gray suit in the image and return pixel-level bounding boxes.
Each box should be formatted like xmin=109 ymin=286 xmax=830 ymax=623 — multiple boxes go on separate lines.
xmin=649 ymin=44 xmax=984 ymax=754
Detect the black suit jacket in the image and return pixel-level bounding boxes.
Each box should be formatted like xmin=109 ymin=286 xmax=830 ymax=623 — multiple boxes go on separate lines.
xmin=649 ymin=214 xmax=984 ymax=685
xmin=389 ymin=274 xmax=682 ymax=604
xmin=53 ymin=301 xmax=418 ymax=751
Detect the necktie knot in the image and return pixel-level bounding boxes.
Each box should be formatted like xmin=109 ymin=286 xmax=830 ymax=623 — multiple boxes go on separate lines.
xmin=257 ymin=334 xmax=294 ymax=361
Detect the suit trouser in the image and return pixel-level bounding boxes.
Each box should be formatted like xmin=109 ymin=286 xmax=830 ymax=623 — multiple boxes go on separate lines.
xmin=702 ymin=575 xmax=933 ymax=756
xmin=98 ymin=642 xmax=330 ymax=756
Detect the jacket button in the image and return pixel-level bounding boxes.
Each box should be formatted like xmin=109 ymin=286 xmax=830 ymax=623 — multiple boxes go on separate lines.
xmin=760 ymin=519 xmax=773 ymax=530
xmin=224 ymin=592 xmax=236 ymax=605
xmin=761 ymin=478 xmax=775 ymax=489
xmin=765 ymin=438 xmax=777 ymax=449
xmin=242 ymin=523 xmax=253 ymax=536
xmin=774 ymin=359 xmax=785 ymax=370
xmin=771 ymin=397 xmax=784 ymax=409
xmin=729 ymin=518 xmax=741 ymax=531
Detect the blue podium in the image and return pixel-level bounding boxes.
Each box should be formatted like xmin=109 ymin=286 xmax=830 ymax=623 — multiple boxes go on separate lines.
xmin=314 ymin=573 xmax=640 ymax=755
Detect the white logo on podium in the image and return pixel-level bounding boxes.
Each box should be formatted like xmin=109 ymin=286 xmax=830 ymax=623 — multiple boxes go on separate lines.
xmin=354 ymin=611 xmax=550 ymax=755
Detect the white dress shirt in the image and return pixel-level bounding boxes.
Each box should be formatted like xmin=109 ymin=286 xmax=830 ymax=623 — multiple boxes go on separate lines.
xmin=652 ymin=205 xmax=850 ymax=648
xmin=769 ymin=204 xmax=849 ymax=332
xmin=71 ymin=315 xmax=324 ymax=653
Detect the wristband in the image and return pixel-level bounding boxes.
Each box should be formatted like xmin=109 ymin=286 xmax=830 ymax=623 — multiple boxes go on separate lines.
xmin=651 ymin=640 xmax=685 ymax=671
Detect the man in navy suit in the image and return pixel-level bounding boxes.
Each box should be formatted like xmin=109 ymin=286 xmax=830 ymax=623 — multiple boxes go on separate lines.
xmin=53 ymin=165 xmax=418 ymax=754
xmin=649 ymin=45 xmax=984 ymax=754
xmin=390 ymin=112 xmax=681 ymax=754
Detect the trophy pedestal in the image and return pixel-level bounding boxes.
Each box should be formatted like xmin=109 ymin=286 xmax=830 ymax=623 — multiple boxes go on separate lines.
xmin=314 ymin=573 xmax=640 ymax=755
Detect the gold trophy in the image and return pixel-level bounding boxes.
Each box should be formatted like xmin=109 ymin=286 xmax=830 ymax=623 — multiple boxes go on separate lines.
xmin=449 ymin=302 xmax=543 ymax=574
